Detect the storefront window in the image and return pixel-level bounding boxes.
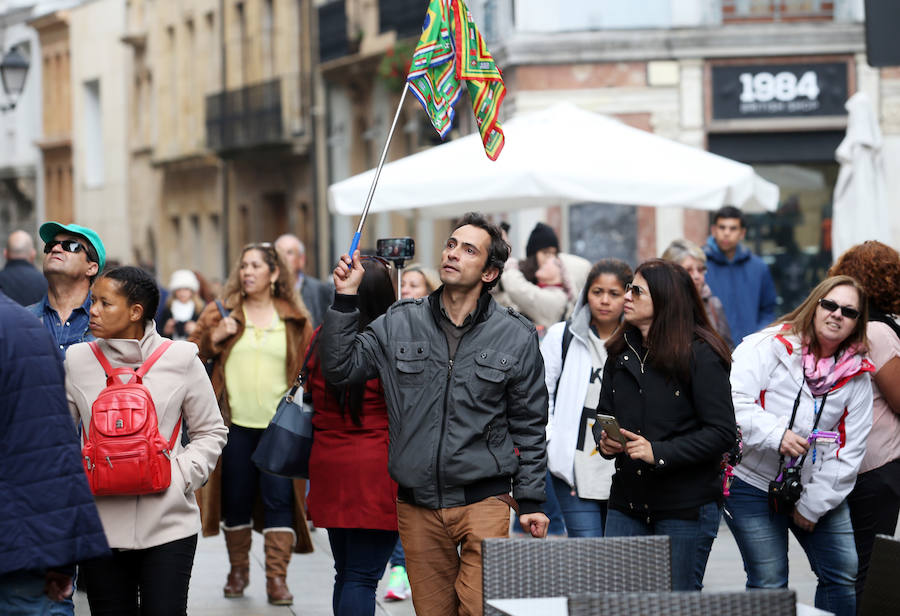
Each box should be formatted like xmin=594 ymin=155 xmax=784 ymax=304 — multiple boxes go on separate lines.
xmin=743 ymin=162 xmax=838 ymax=315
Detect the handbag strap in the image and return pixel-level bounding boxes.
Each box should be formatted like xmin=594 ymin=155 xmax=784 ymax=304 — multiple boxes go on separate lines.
xmin=287 ymin=330 xmax=320 ymax=397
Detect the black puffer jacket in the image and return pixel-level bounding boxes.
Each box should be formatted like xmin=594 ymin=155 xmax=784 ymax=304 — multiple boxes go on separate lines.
xmin=593 ymin=329 xmax=736 ymax=522
xmin=321 ymin=289 xmax=548 ymax=513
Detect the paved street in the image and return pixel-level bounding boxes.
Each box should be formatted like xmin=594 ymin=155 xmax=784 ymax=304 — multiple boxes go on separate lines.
xmin=73 ymin=513 xmax=848 ymax=615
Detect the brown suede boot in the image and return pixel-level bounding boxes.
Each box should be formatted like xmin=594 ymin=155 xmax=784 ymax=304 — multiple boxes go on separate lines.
xmin=223 ymin=527 xmax=252 ymax=598
xmin=264 ymin=530 xmax=295 ymax=605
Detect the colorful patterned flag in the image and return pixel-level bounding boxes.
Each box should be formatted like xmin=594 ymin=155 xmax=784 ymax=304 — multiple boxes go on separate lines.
xmin=407 ymin=0 xmax=506 ymax=160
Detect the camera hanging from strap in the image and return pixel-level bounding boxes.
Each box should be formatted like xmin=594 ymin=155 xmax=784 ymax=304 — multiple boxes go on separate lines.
xmin=774 ymin=386 xmax=830 ymax=479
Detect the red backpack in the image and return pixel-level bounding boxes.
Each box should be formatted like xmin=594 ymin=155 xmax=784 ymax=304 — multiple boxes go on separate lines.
xmin=82 ymin=340 xmax=180 ymax=496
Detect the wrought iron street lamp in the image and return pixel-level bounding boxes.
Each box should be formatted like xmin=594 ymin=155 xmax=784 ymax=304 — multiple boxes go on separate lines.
xmin=0 ymin=45 xmax=30 ymax=111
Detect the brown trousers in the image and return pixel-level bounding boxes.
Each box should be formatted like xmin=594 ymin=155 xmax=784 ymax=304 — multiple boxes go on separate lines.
xmin=398 ymin=497 xmax=511 ymax=616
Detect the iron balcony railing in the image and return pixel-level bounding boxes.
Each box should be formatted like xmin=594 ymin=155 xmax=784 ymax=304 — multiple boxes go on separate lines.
xmin=205 ymin=74 xmax=306 ymax=153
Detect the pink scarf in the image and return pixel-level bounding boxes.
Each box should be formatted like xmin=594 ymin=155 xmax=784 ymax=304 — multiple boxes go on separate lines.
xmin=801 ymin=344 xmax=864 ymax=396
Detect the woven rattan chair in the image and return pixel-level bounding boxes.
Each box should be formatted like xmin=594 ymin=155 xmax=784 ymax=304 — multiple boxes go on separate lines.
xmin=481 ymin=536 xmax=671 ymax=616
xmin=567 ymin=589 xmax=797 ymax=616
xmin=859 ymin=534 xmax=900 ymax=616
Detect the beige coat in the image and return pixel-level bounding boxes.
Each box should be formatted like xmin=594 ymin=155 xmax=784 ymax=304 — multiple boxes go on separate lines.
xmin=65 ymin=322 xmax=228 ymax=550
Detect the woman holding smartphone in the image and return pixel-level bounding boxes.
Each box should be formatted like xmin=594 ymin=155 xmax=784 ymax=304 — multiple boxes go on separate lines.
xmin=593 ymin=259 xmax=735 ymax=591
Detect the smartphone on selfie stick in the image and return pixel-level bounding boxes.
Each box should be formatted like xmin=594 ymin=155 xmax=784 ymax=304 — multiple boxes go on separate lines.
xmin=376 ymin=237 xmax=415 ymax=300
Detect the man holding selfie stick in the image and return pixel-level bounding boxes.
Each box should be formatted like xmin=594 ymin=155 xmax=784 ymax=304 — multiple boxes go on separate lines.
xmin=322 ymin=212 xmax=549 ymax=616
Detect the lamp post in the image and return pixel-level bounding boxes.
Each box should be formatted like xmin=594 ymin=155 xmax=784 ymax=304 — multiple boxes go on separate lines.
xmin=0 ymin=45 xmax=30 ymax=111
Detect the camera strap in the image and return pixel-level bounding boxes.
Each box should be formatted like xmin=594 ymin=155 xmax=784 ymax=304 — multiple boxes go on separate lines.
xmin=776 ymin=386 xmax=829 ymax=478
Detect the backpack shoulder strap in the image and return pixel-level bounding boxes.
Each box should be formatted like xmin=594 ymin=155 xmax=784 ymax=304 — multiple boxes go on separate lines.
xmin=561 ymin=320 xmax=574 ymax=366
xmin=88 ymin=341 xmax=116 ymax=377
xmin=553 ymin=320 xmax=573 ymax=397
xmin=135 ymin=340 xmax=174 ymax=379
xmin=870 ymin=310 xmax=900 ymax=342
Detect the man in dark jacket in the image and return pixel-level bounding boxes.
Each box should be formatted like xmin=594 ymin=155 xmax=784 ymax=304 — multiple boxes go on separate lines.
xmin=0 ymin=291 xmax=109 ymax=613
xmin=703 ymin=206 xmax=776 ymax=347
xmin=275 ymin=233 xmax=332 ymax=327
xmin=323 ymin=212 xmax=549 ymax=616
xmin=0 ymin=230 xmax=47 ymax=306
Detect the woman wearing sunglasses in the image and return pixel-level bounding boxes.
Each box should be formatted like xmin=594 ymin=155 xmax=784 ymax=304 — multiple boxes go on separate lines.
xmin=725 ymin=275 xmax=874 ymax=616
xmin=190 ymin=242 xmax=313 ymax=605
xmin=592 ymin=259 xmax=735 ymax=590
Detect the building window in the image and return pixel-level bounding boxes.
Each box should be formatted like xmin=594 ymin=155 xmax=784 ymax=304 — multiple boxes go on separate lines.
xmin=722 ymin=0 xmax=835 ymax=22
xmin=83 ymin=79 xmax=104 ymax=187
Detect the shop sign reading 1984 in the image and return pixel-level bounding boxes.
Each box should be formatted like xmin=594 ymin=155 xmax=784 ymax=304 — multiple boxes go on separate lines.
xmin=711 ymin=62 xmax=848 ymax=120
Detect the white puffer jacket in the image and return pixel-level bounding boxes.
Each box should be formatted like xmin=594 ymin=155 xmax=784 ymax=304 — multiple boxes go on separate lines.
xmin=730 ymin=326 xmax=874 ymax=523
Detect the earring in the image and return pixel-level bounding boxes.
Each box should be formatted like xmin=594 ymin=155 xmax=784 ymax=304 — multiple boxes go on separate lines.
xmin=270 ymin=281 xmax=276 ymax=295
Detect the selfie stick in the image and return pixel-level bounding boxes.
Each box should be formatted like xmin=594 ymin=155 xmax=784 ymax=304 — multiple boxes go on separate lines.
xmin=347 ymin=85 xmax=410 ymax=264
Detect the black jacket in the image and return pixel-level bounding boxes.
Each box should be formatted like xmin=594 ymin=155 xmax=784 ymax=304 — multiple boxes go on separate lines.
xmin=321 ymin=289 xmax=548 ymax=513
xmin=0 ymin=259 xmax=47 ymax=306
xmin=593 ymin=329 xmax=736 ymax=522
xmin=301 ymin=275 xmax=334 ymax=328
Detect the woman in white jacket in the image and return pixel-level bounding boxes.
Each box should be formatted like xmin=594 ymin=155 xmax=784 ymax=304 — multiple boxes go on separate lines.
xmin=725 ymin=275 xmax=873 ymax=616
xmin=66 ymin=266 xmax=228 ymax=615
xmin=541 ymin=259 xmax=631 ymax=536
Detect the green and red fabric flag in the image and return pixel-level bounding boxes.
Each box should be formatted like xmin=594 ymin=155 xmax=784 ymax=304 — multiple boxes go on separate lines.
xmin=407 ymin=0 xmax=506 ymax=160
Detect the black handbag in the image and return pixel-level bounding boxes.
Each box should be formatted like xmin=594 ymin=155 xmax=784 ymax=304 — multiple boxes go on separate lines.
xmin=251 ymin=333 xmax=319 ymax=479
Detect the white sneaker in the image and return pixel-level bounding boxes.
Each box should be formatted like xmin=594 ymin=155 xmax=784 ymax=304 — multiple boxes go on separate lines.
xmin=384 ymin=565 xmax=410 ymax=601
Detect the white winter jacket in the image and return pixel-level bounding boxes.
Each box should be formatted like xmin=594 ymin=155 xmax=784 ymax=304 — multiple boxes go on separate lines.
xmin=730 ymin=326 xmax=874 ymax=523
xmin=541 ymin=301 xmax=615 ymax=496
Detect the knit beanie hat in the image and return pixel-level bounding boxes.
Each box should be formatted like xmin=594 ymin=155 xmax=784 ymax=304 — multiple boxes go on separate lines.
xmin=169 ymin=269 xmax=200 ymax=293
xmin=525 ymin=222 xmax=559 ymax=258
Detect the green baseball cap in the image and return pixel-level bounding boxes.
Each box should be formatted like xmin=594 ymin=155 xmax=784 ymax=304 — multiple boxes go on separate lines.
xmin=39 ymin=221 xmax=106 ymax=272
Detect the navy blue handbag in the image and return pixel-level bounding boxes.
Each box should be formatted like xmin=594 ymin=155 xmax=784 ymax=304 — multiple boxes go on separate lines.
xmin=251 ymin=334 xmax=318 ymax=479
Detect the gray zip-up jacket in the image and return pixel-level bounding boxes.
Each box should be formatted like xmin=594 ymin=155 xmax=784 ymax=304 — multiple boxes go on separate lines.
xmin=321 ymin=289 xmax=548 ymax=513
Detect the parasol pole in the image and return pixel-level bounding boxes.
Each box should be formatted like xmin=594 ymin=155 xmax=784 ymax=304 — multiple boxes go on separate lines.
xmin=346 ymin=84 xmax=410 ymax=263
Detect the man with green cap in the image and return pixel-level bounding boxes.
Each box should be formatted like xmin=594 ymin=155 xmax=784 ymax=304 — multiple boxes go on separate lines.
xmin=28 ymin=221 xmax=106 ymax=357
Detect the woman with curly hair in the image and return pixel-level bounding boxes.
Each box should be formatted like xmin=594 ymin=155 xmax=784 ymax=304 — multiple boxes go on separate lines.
xmin=829 ymin=240 xmax=900 ymax=604
xmin=191 ymin=243 xmax=313 ymax=605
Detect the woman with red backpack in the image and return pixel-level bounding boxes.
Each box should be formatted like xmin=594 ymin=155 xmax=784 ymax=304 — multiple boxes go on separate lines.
xmin=65 ymin=266 xmax=227 ymax=615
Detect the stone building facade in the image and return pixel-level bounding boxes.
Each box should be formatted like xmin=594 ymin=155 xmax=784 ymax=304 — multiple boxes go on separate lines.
xmin=318 ymin=0 xmax=900 ymax=314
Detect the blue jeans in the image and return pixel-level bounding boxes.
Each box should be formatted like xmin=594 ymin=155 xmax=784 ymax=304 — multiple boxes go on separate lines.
xmin=0 ymin=571 xmax=58 ymax=615
xmin=512 ymin=470 xmax=567 ymax=536
xmin=389 ymin=538 xmax=406 ymax=568
xmin=550 ymin=474 xmax=606 ymax=537
xmin=327 ymin=528 xmax=399 ymax=616
xmin=605 ymin=501 xmax=721 ymax=591
xmin=221 ymin=424 xmax=295 ymax=528
xmin=724 ymin=476 xmax=857 ymax=616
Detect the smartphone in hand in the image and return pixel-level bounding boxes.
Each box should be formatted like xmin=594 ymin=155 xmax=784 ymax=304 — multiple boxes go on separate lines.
xmin=595 ymin=414 xmax=627 ymax=447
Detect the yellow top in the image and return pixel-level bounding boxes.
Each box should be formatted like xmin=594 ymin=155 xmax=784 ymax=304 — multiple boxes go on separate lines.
xmin=225 ymin=310 xmax=288 ymax=429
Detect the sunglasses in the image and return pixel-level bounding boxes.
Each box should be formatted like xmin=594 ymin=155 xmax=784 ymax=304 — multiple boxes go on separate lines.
xmin=44 ymin=240 xmax=86 ymax=255
xmin=818 ymin=298 xmax=860 ymax=320
xmin=244 ymin=242 xmax=274 ymax=251
xmin=625 ymin=282 xmax=649 ymax=298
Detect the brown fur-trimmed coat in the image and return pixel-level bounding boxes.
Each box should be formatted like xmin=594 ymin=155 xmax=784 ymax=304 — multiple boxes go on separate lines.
xmin=190 ymin=295 xmax=314 ymax=553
